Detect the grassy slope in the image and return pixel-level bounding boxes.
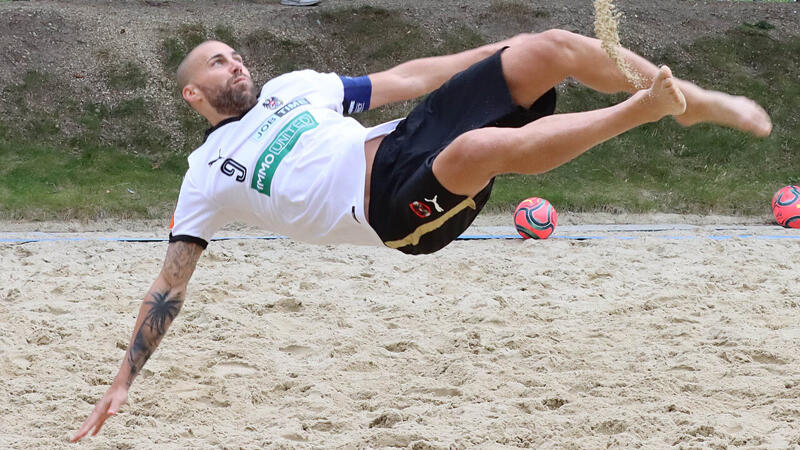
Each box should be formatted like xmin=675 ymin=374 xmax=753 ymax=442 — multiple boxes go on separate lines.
xmin=0 ymin=142 xmax=185 ymax=220
xmin=0 ymin=6 xmax=797 ymax=220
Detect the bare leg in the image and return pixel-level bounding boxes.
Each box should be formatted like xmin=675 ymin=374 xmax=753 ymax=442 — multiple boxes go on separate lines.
xmin=502 ymin=30 xmax=772 ymax=137
xmin=433 ymin=67 xmax=686 ymax=195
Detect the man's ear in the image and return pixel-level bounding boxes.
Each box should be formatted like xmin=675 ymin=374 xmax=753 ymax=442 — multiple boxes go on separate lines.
xmin=182 ymin=84 xmax=202 ymax=104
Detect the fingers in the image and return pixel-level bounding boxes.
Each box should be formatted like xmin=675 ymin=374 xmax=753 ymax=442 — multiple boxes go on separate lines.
xmin=91 ymin=394 xmax=126 ymax=435
xmin=71 ymin=414 xmax=96 ymax=443
xmin=71 ymin=395 xmax=119 ymax=442
xmin=91 ymin=411 xmax=115 ymax=436
xmin=72 ymin=407 xmax=103 ymax=442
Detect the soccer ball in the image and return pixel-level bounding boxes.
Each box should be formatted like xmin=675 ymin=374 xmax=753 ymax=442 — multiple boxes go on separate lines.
xmin=772 ymin=185 xmax=800 ymax=229
xmin=514 ymin=197 xmax=558 ymax=239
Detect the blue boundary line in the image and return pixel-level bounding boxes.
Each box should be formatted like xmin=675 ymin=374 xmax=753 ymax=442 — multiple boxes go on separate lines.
xmin=2 ymin=234 xmax=799 ymax=244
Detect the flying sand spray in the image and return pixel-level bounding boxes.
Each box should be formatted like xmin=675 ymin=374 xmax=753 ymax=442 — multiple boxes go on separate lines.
xmin=593 ymin=0 xmax=647 ymax=89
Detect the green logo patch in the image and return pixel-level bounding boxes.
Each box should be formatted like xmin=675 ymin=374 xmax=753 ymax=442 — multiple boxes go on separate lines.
xmin=251 ymin=111 xmax=318 ymax=196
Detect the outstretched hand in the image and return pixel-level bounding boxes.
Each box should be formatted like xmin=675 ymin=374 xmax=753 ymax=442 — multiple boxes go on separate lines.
xmin=71 ymin=384 xmax=128 ymax=443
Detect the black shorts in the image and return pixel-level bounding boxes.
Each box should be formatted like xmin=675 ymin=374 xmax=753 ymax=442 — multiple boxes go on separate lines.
xmin=368 ymin=48 xmax=557 ymax=255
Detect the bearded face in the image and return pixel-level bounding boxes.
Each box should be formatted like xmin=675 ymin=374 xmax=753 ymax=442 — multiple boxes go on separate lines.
xmin=201 ymin=75 xmax=259 ymax=117
xmin=178 ymin=41 xmax=261 ymax=121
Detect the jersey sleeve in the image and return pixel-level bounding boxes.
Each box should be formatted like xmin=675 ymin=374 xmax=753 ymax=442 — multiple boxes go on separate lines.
xmin=299 ymin=70 xmax=372 ymax=115
xmin=339 ymin=75 xmax=372 ymax=115
xmin=169 ymin=174 xmax=226 ymax=249
xmin=261 ymin=70 xmax=372 ymax=116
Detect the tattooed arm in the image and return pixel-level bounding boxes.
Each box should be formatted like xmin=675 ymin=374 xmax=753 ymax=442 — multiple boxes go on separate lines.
xmin=72 ymin=241 xmax=204 ymax=442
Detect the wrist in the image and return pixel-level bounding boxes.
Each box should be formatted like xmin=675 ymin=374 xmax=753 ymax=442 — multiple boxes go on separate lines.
xmin=111 ymin=374 xmax=132 ymax=390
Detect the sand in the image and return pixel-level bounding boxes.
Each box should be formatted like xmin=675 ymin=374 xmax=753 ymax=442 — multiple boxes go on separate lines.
xmin=593 ymin=0 xmax=647 ymax=90
xmin=1 ymin=215 xmax=799 ymax=448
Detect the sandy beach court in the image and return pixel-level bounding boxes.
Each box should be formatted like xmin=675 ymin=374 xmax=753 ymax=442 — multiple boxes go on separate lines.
xmin=1 ymin=215 xmax=799 ymax=448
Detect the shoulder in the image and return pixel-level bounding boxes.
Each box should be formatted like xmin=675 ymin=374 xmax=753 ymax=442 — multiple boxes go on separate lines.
xmin=261 ymin=70 xmax=342 ymax=96
xmin=185 ymin=136 xmax=222 ymax=172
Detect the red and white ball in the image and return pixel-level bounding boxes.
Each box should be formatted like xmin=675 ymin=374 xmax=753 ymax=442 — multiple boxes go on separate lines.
xmin=772 ymin=185 xmax=800 ymax=229
xmin=514 ymin=197 xmax=558 ymax=239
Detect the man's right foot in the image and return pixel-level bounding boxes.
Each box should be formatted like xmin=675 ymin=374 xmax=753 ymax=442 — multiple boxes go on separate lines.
xmin=635 ymin=65 xmax=687 ymax=122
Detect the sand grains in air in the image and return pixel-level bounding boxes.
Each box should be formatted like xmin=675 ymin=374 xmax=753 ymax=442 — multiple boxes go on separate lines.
xmin=593 ymin=0 xmax=647 ymax=89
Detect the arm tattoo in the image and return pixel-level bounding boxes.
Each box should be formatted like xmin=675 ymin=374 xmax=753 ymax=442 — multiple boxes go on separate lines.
xmin=124 ymin=242 xmax=202 ymax=387
xmin=127 ymin=328 xmax=152 ymax=384
xmin=127 ymin=292 xmax=183 ymax=386
xmin=125 ymin=291 xmax=184 ymax=386
xmin=144 ymin=292 xmax=182 ymax=335
xmin=163 ymin=241 xmax=204 ymax=286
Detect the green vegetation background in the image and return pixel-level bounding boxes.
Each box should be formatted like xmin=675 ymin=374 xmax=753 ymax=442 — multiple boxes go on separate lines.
xmin=1 ymin=5 xmax=797 ymax=220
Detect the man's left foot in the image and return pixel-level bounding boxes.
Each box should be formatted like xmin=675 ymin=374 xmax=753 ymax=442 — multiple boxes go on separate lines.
xmin=675 ymin=89 xmax=772 ymax=137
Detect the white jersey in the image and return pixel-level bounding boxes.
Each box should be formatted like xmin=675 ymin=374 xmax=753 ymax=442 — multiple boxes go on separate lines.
xmin=169 ymin=70 xmax=398 ymax=248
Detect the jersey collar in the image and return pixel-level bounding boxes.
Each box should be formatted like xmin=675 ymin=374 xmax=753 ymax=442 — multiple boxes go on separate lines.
xmin=203 ymin=114 xmax=245 ymax=142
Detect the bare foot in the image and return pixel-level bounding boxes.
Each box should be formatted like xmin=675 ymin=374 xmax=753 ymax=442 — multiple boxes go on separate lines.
xmin=636 ymin=66 xmax=687 ymax=122
xmin=674 ymin=85 xmax=772 ymax=137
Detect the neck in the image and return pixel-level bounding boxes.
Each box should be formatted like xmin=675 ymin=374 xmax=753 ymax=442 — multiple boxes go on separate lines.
xmin=206 ymin=111 xmax=239 ymax=127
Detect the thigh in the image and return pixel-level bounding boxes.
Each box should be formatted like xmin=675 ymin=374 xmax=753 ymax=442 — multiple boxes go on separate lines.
xmin=431 ymin=127 xmax=515 ymax=196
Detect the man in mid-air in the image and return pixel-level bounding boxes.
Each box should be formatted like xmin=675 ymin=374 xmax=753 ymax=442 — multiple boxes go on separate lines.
xmin=72 ymin=27 xmax=770 ymax=441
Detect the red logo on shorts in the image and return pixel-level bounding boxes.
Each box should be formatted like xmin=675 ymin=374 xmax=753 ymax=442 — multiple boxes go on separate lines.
xmin=409 ymin=201 xmax=432 ymax=218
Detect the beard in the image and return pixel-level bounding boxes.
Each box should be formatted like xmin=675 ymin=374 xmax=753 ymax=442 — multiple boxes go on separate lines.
xmin=202 ymin=76 xmax=258 ymax=116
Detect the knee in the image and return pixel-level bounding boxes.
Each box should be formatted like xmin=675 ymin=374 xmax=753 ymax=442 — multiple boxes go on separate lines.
xmin=512 ymin=29 xmax=578 ymax=70
xmin=442 ymin=129 xmax=518 ymax=177
xmin=537 ymin=28 xmax=579 ymax=44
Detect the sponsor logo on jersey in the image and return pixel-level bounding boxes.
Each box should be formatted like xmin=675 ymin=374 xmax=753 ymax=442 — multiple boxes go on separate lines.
xmin=251 ymin=111 xmax=318 ymax=196
xmin=263 ymin=96 xmax=283 ymax=110
xmin=250 ymin=97 xmax=310 ymax=142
